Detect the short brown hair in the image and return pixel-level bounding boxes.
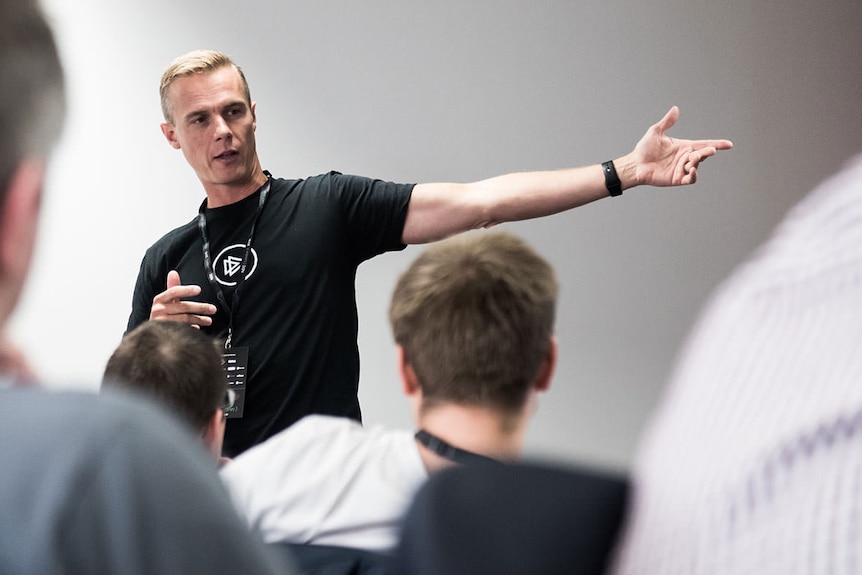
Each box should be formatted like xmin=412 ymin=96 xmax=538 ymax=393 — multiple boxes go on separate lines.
xmin=389 ymin=231 xmax=558 ymax=415
xmin=102 ymin=321 xmax=227 ymax=433
xmin=159 ymin=49 xmax=251 ymax=123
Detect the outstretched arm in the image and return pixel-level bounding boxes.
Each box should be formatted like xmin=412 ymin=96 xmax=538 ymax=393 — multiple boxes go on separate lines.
xmin=402 ymin=106 xmax=733 ymax=244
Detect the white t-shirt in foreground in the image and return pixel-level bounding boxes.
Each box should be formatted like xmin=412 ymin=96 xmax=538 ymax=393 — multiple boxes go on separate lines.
xmin=220 ymin=415 xmax=428 ymax=552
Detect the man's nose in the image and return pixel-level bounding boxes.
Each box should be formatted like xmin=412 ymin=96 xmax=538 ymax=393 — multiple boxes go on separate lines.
xmin=213 ymin=116 xmax=232 ymax=140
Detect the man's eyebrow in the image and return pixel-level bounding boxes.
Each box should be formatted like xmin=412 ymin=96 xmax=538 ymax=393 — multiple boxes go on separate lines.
xmin=182 ymin=100 xmax=247 ymax=122
xmin=182 ymin=109 xmax=208 ymax=123
xmin=223 ymin=100 xmax=248 ymax=112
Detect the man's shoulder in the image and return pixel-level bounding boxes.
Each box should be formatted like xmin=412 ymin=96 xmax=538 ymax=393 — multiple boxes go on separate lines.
xmin=241 ymin=414 xmax=368 ymax=454
xmin=223 ymin=414 xmax=416 ymax=476
xmin=0 ymin=386 xmax=292 ymax=575
xmin=271 ymin=171 xmax=411 ymax=193
xmin=280 ymin=414 xmax=410 ymax=446
xmin=2 ymin=386 xmax=192 ymax=448
xmin=270 ymin=171 xmax=350 ymax=193
xmin=1 ymin=386 xmax=207 ymax=502
xmin=145 ymin=217 xmax=199 ymax=251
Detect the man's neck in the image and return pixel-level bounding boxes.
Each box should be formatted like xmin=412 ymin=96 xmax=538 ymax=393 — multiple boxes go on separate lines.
xmin=204 ymin=171 xmax=269 ymax=208
xmin=415 ymin=404 xmax=527 ymax=474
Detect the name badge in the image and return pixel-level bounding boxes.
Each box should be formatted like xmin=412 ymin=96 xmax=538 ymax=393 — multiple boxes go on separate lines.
xmin=222 ymin=346 xmax=248 ymax=419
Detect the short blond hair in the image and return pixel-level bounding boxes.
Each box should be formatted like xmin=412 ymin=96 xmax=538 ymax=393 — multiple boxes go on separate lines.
xmin=159 ymin=49 xmax=251 ymax=123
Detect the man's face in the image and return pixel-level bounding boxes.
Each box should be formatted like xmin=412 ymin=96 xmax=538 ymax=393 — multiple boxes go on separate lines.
xmin=160 ymin=66 xmax=258 ymax=190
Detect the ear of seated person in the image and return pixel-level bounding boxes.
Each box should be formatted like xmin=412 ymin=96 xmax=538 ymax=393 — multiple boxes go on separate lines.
xmin=219 ymin=231 xmax=565 ymax=561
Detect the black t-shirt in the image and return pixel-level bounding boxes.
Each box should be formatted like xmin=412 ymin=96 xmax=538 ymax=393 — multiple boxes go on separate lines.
xmin=128 ymin=172 xmax=413 ymax=456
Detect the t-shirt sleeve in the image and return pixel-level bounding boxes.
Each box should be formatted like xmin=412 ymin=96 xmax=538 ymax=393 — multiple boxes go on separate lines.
xmin=327 ymin=172 xmax=414 ymax=262
xmin=126 ymin=252 xmax=159 ymax=333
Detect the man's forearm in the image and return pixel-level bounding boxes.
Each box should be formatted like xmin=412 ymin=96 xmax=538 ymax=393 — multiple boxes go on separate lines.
xmin=403 ymin=163 xmax=612 ymax=244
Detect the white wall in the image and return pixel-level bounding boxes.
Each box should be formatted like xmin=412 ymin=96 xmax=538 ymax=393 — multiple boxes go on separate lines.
xmin=16 ymin=0 xmax=862 ymax=470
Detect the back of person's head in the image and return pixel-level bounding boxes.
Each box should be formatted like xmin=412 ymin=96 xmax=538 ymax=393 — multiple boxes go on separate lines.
xmin=102 ymin=320 xmax=227 ymax=435
xmin=389 ymin=231 xmax=558 ymax=416
xmin=0 ymin=0 xmax=65 ymax=330
xmin=0 ymin=0 xmax=65 ymax=194
xmin=159 ymin=49 xmax=250 ymax=123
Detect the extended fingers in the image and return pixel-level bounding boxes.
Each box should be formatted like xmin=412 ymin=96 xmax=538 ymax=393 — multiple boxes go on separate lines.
xmin=180 ymin=313 xmax=215 ymax=328
xmin=151 ymin=313 xmax=214 ymax=328
xmin=685 ymin=145 xmax=719 ymax=169
xmin=157 ymin=283 xmax=202 ymax=303
xmin=705 ymin=138 xmax=733 ymax=151
xmin=150 ymin=287 xmax=217 ymax=323
xmin=150 ymin=304 xmax=216 ymax=326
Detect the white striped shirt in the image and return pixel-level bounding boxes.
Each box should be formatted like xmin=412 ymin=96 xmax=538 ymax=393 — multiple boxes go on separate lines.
xmin=611 ymin=153 xmax=862 ymax=575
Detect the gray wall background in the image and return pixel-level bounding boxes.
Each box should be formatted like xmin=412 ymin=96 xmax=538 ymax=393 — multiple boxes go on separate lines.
xmin=15 ymin=0 xmax=861 ymax=471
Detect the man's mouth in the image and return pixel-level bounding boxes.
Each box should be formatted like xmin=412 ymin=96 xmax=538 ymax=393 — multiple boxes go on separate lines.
xmin=215 ymin=150 xmax=239 ymax=160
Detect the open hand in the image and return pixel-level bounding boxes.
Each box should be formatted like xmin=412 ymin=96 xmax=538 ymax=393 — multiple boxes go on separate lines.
xmin=149 ymin=270 xmax=217 ymax=328
xmin=630 ymin=106 xmax=733 ymax=187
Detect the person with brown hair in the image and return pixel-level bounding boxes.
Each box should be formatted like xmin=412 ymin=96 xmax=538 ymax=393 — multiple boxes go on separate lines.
xmin=220 ymin=230 xmax=559 ymax=552
xmin=102 ymin=320 xmax=234 ymax=464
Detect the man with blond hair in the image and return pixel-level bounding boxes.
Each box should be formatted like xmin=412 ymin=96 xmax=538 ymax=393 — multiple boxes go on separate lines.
xmin=129 ymin=48 xmax=732 ymax=457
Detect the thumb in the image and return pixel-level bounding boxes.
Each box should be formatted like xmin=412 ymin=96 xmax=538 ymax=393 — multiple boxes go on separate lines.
xmin=654 ymin=105 xmax=679 ymax=135
xmin=166 ymin=269 xmax=181 ymax=290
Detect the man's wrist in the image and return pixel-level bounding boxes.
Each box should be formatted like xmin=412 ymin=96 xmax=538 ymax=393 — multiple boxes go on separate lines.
xmin=610 ymin=154 xmax=640 ymax=191
xmin=602 ymin=160 xmax=623 ymax=197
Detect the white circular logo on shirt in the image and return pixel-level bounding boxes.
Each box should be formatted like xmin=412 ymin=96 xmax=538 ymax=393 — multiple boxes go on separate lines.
xmin=213 ymin=244 xmax=259 ymax=286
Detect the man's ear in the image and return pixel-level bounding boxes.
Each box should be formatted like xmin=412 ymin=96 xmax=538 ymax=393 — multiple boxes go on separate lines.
xmin=160 ymin=122 xmax=181 ymax=149
xmin=202 ymin=408 xmax=226 ymax=458
xmin=396 ymin=345 xmax=422 ymax=398
xmin=0 ymin=159 xmax=45 ymax=283
xmin=532 ymin=335 xmax=558 ymax=393
xmin=397 ymin=345 xmax=425 ymax=426
xmin=251 ymin=101 xmax=257 ymax=132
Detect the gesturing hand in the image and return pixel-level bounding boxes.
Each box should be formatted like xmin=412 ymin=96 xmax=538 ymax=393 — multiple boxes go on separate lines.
xmin=631 ymin=106 xmax=733 ymax=187
xmin=149 ymin=270 xmax=217 ymax=328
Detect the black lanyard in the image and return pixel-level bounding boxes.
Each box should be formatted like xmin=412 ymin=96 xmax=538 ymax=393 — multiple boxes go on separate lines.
xmin=415 ymin=429 xmax=500 ymax=466
xmin=197 ymin=172 xmax=272 ymax=348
